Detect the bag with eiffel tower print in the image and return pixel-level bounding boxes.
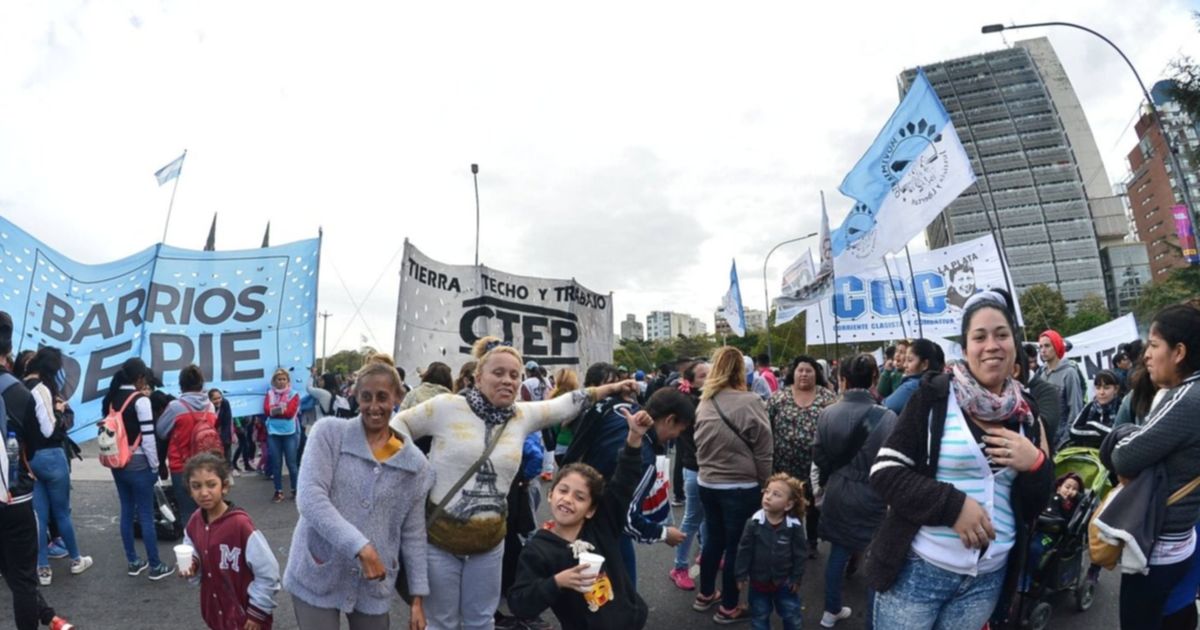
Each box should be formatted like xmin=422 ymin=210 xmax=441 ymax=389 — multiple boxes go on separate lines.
xmin=396 ymin=420 xmax=512 ymax=603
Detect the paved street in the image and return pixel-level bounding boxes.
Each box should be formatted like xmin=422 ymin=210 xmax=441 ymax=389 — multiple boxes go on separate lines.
xmin=30 ymin=446 xmax=1123 ymax=630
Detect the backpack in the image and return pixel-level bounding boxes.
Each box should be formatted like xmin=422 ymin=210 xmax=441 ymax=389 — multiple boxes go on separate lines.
xmin=98 ymin=394 xmax=142 ymax=469
xmin=561 ymin=397 xmax=622 ymax=467
xmin=180 ymin=408 xmax=223 ymax=463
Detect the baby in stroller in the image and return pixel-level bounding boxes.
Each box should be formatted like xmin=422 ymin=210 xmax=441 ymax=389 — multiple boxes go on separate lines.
xmin=1023 ymin=473 xmax=1084 ymax=589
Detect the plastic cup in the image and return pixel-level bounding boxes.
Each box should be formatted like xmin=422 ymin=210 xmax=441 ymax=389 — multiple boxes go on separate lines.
xmin=576 ymin=552 xmax=604 ymax=592
xmin=174 ymin=544 xmax=194 ymax=571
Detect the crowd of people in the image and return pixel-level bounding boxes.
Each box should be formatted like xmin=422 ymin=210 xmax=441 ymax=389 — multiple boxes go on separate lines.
xmin=2 ymin=293 xmax=1200 ymax=630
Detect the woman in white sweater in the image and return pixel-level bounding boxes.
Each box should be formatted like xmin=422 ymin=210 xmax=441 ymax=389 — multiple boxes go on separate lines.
xmin=390 ymin=337 xmax=634 ymax=630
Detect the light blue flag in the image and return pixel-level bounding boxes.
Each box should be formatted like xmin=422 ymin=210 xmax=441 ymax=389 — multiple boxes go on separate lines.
xmin=154 ymin=151 xmax=186 ymax=186
xmin=719 ymin=259 xmax=747 ymax=336
xmin=829 ymin=69 xmax=974 ymax=274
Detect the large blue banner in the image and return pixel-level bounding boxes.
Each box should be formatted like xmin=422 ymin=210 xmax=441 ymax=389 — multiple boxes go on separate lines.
xmin=0 ymin=217 xmax=320 ymax=440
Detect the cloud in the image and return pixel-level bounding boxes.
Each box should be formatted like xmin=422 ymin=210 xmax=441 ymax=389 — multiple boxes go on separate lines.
xmin=1 ymin=0 xmax=1199 ymax=356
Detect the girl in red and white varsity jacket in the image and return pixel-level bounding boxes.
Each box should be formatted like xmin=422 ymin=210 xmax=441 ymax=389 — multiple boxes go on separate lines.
xmin=179 ymin=453 xmax=281 ymax=630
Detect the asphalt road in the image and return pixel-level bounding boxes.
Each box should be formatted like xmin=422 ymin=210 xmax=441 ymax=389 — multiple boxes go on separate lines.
xmin=24 ymin=450 xmax=1124 ymax=630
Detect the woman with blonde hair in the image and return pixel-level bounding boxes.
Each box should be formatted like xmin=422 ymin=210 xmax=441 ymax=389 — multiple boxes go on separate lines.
xmin=263 ymin=368 xmax=301 ymax=504
xmin=390 ymin=337 xmax=635 ymax=630
xmin=692 ymin=346 xmax=774 ymax=623
xmin=549 ymin=368 xmax=580 ymax=466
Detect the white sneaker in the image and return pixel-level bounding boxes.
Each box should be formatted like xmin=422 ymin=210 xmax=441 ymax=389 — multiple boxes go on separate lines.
xmin=69 ymin=556 xmax=93 ymax=575
xmin=821 ymin=607 xmax=852 ymax=628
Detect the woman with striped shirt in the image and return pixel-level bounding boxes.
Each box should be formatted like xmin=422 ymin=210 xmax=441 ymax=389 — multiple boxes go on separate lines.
xmin=867 ymin=289 xmax=1053 ymax=629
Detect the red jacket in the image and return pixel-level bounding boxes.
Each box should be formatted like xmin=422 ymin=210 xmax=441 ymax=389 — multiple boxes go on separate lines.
xmin=162 ymin=396 xmax=218 ymax=474
xmin=185 ymin=506 xmax=281 ymax=630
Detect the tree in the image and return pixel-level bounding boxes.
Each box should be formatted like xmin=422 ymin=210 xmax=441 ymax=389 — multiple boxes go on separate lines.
xmin=1019 ymin=284 xmax=1068 ymax=336
xmin=323 ymin=346 xmax=374 ymax=377
xmin=1134 ymin=266 xmax=1200 ymax=322
xmin=1062 ymin=293 xmax=1110 ymax=336
xmin=750 ymin=312 xmax=808 ymax=366
xmin=652 ymin=345 xmax=677 ymax=367
xmin=1169 ymin=13 xmax=1200 ymax=122
xmin=672 ymin=334 xmax=716 ymax=361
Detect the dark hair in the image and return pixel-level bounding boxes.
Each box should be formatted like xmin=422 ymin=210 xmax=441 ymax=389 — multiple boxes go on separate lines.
xmin=421 ymin=362 xmax=454 ymax=390
xmin=1151 ymin=304 xmax=1200 ymax=377
xmin=682 ymin=361 xmax=706 ymax=385
xmin=551 ymin=462 xmax=606 ymax=506
xmin=454 ymin=361 xmax=477 ymax=393
xmin=907 ymin=339 xmax=945 ymax=375
xmin=643 ymin=388 xmax=697 ymax=428
xmin=1093 ymin=369 xmax=1120 ymax=389
xmin=784 ymin=355 xmax=828 ymax=388
xmin=1015 ymin=342 xmax=1031 ymax=385
xmin=396 ymin=367 xmax=407 ymax=381
xmin=1125 ymin=339 xmax=1145 ymax=367
xmin=839 ymin=353 xmax=879 ymax=390
xmin=13 ymin=350 xmax=35 ymax=379
xmin=1128 ymin=365 xmax=1157 ymax=420
xmin=27 ymin=346 xmax=64 ymax=399
xmin=208 ymin=388 xmax=223 ymax=398
xmin=106 ymin=357 xmax=151 ymax=410
xmin=885 ymin=345 xmax=896 ymax=360
xmin=961 ymin=288 xmax=1021 ymax=347
xmin=584 ymin=362 xmax=619 ymax=387
xmin=178 ymin=364 xmax=205 ymax=393
xmin=321 ymin=373 xmax=340 ymax=399
xmin=755 ymin=353 xmax=771 ymax=367
xmin=1023 ymin=343 xmax=1040 ymax=364
xmin=183 ymin=452 xmax=232 ymax=484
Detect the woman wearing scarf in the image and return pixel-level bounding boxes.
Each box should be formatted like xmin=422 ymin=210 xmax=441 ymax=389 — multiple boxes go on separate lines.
xmin=868 ymin=289 xmax=1054 ymax=629
xmin=1067 ymin=369 xmax=1121 ymax=449
xmin=263 ymin=368 xmax=301 ymax=503
xmin=390 ymin=336 xmax=635 ymax=630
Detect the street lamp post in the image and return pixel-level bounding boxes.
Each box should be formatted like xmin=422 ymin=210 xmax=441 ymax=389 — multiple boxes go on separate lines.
xmin=762 ymin=232 xmax=819 ymax=364
xmin=982 ymin=21 xmax=1199 ymax=232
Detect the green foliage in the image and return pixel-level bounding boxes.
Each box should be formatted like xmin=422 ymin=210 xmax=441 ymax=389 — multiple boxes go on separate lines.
xmin=1134 ymin=266 xmax=1200 ymax=323
xmin=1019 ymin=284 xmax=1068 ymax=336
xmin=1062 ymin=293 xmax=1111 ymax=336
xmin=322 ymin=346 xmax=375 ymax=376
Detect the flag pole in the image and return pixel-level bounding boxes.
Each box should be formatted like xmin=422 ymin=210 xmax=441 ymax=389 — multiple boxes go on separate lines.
xmin=160 ymin=149 xmax=187 ymax=244
xmin=824 ymin=190 xmax=842 ymax=365
xmin=903 ymin=245 xmax=925 ymax=339
xmin=881 ymin=254 xmax=910 ymax=340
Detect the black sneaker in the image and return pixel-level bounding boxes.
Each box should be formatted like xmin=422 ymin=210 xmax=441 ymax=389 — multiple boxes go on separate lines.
xmin=148 ymin=563 xmax=175 ymax=581
xmin=127 ymin=559 xmax=148 ymax=576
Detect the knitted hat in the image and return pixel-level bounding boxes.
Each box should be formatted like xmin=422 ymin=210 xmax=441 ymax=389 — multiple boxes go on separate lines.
xmin=1040 ymin=330 xmax=1066 ymax=359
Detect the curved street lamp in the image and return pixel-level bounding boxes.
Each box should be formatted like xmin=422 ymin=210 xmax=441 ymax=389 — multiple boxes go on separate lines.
xmin=762 ymin=232 xmax=818 ymax=362
xmin=982 ymin=21 xmax=1199 ymax=232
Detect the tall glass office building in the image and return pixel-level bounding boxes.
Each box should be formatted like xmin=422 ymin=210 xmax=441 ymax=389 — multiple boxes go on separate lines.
xmin=902 ymin=38 xmax=1126 ymax=311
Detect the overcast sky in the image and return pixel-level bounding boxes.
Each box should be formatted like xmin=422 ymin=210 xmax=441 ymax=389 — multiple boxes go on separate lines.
xmin=2 ymin=0 xmax=1198 ymax=355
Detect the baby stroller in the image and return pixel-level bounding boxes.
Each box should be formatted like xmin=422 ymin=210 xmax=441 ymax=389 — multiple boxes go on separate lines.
xmin=1016 ymin=446 xmax=1113 ymax=630
xmin=133 ymin=477 xmax=184 ymax=542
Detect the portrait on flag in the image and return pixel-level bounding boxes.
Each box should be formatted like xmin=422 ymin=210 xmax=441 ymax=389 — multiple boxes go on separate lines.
xmin=0 ymin=216 xmax=320 ymax=439
xmin=393 ymin=240 xmax=614 ymax=372
xmin=805 ymin=235 xmax=1019 ymax=344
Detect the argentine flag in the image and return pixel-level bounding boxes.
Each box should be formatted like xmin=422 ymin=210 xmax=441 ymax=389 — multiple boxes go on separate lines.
xmin=719 ymin=259 xmax=747 ymax=336
xmin=155 ymin=151 xmax=186 ymax=186
xmin=830 ymin=70 xmax=975 ymax=276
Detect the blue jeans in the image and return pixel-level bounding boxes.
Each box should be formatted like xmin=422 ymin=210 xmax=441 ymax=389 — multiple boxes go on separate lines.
xmin=268 ymin=431 xmax=300 ymax=494
xmin=749 ymin=587 xmax=803 ymax=630
xmin=674 ymin=467 xmax=708 ymax=570
xmin=824 ymin=541 xmax=853 ymax=615
xmin=31 ymin=448 xmax=81 ymax=567
xmin=873 ymin=554 xmax=1005 ymax=630
xmin=170 ymin=472 xmax=198 ymax=527
xmin=111 ymin=467 xmax=161 ymax=566
xmin=699 ymin=485 xmax=761 ymax=610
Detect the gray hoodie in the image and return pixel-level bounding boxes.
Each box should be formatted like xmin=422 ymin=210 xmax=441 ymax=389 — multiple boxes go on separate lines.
xmin=156 ymin=392 xmax=214 ymax=441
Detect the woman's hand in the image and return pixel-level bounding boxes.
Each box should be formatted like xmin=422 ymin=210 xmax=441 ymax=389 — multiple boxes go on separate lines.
xmin=554 ymin=564 xmax=596 ymax=591
xmin=619 ymin=408 xmax=654 ymax=447
xmin=357 ymin=543 xmax=386 ymax=581
xmin=409 ymin=596 xmax=426 ymax=630
xmin=981 ymin=426 xmax=1040 ymax=471
xmin=243 ymin=620 xmax=261 ymax=630
xmin=952 ymin=496 xmax=995 ymax=549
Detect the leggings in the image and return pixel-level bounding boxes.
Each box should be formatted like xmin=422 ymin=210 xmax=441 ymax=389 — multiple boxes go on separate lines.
xmin=293 ymin=594 xmax=389 ymax=630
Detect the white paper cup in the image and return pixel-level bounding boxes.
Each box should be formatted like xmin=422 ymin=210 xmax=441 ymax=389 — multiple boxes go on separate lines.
xmin=576 ymin=552 xmax=604 ymax=592
xmin=174 ymin=544 xmax=194 ymax=571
